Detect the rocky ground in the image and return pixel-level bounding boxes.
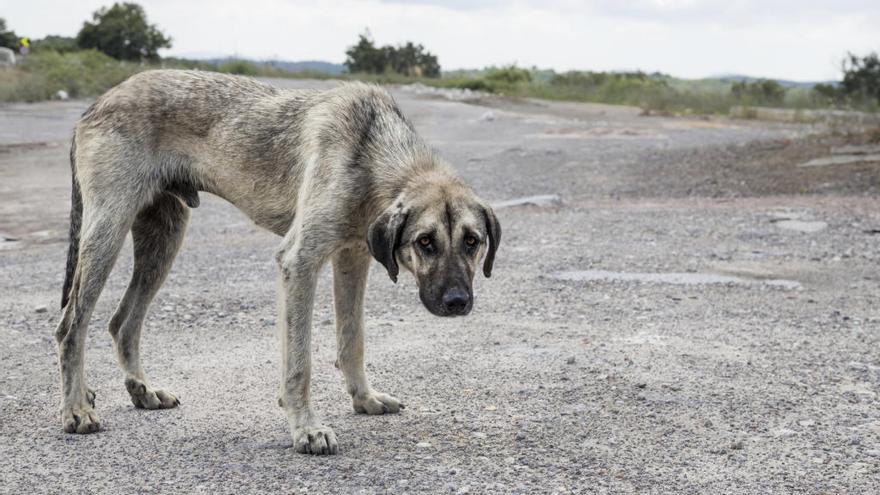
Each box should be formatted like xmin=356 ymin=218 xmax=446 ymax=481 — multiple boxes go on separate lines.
xmin=1 ymin=78 xmax=879 ymax=494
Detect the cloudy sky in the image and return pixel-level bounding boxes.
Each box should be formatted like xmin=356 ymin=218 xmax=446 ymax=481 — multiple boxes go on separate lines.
xmin=4 ymin=0 xmax=879 ymax=81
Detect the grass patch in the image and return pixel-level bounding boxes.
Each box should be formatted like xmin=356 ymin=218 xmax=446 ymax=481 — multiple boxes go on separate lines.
xmin=0 ymin=50 xmax=140 ymax=102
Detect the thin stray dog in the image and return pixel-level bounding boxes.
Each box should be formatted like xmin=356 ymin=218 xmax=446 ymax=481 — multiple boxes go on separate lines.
xmin=55 ymin=70 xmax=500 ymax=455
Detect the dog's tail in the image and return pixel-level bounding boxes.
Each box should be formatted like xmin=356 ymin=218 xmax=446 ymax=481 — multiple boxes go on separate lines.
xmin=61 ymin=134 xmax=83 ymax=309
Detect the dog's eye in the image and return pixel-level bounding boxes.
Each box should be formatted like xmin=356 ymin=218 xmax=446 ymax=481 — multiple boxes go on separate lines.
xmin=418 ymin=236 xmax=432 ymax=247
xmin=464 ymin=235 xmax=478 ymax=247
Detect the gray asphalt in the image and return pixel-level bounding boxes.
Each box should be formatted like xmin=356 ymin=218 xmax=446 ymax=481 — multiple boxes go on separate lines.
xmin=1 ymin=78 xmax=879 ymax=494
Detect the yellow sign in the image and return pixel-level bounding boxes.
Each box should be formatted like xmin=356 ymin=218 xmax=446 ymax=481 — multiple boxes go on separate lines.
xmin=20 ymin=37 xmax=30 ymax=48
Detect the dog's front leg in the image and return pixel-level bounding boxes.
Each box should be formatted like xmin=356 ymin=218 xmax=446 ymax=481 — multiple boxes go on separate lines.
xmin=276 ymin=230 xmax=338 ymax=455
xmin=332 ymin=246 xmax=404 ymax=415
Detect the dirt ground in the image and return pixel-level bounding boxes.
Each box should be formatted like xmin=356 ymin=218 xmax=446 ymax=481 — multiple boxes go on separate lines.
xmin=1 ymin=78 xmax=879 ymax=494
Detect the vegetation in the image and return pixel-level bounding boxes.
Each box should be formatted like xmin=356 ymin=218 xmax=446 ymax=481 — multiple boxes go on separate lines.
xmin=0 ymin=18 xmax=18 ymax=50
xmin=32 ymin=35 xmax=78 ymax=54
xmin=0 ymin=49 xmax=140 ymax=102
xmin=76 ymin=2 xmax=171 ymax=61
xmin=809 ymin=52 xmax=880 ymax=109
xmin=345 ymin=32 xmax=440 ymax=77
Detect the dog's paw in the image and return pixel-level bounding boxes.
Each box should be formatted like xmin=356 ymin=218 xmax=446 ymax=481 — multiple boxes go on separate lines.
xmin=125 ymin=378 xmax=179 ymax=410
xmin=292 ymin=423 xmax=338 ymax=455
xmin=353 ymin=390 xmax=404 ymax=415
xmin=61 ymin=403 xmax=101 ymax=434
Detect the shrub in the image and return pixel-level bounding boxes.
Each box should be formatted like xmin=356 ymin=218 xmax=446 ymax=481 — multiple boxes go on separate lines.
xmin=218 ymin=59 xmax=260 ymax=76
xmin=840 ymin=52 xmax=880 ymax=105
xmin=730 ymin=79 xmax=786 ymax=105
xmin=0 ymin=49 xmax=138 ymax=102
xmin=32 ymin=35 xmax=78 ymax=53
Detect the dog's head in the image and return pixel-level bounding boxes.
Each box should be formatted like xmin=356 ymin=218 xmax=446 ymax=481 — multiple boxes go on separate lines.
xmin=368 ymin=175 xmax=500 ymax=317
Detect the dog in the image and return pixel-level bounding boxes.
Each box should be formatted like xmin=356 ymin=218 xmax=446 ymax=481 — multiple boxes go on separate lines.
xmin=55 ymin=70 xmax=500 ymax=455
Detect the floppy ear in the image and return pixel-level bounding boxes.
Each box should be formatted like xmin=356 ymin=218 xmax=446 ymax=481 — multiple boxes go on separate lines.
xmin=368 ymin=207 xmax=409 ymax=283
xmin=481 ymin=205 xmax=501 ymax=277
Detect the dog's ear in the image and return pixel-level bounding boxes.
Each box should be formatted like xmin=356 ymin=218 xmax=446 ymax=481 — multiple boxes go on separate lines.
xmin=481 ymin=204 xmax=501 ymax=278
xmin=368 ymin=207 xmax=409 ymax=283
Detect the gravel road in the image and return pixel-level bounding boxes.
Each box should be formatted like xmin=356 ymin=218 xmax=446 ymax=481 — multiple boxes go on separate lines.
xmin=1 ymin=78 xmax=879 ymax=494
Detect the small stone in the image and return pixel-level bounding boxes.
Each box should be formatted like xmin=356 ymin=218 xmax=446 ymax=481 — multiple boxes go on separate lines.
xmin=182 ymin=313 xmax=194 ymax=321
xmin=34 ymin=305 xmax=48 ymax=314
xmin=515 ymin=431 xmax=527 ymax=441
xmin=865 ymin=449 xmax=880 ymax=458
xmin=730 ymin=440 xmax=744 ymax=450
xmin=484 ymin=405 xmax=497 ymax=411
xmin=472 ymin=432 xmax=487 ymax=439
xmin=798 ymin=419 xmax=815 ymax=427
xmin=478 ymin=111 xmax=495 ymax=122
xmin=849 ymin=435 xmax=862 ymax=446
xmin=416 ymin=442 xmax=431 ymax=448
xmin=565 ymin=356 xmax=576 ymax=365
xmin=635 ymin=382 xmax=647 ymax=389
xmin=504 ymin=456 xmax=515 ymax=464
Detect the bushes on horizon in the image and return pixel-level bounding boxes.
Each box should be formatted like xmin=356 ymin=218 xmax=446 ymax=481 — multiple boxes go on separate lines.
xmin=730 ymin=79 xmax=786 ymax=105
xmin=345 ymin=32 xmax=440 ymax=78
xmin=218 ymin=59 xmax=260 ymax=76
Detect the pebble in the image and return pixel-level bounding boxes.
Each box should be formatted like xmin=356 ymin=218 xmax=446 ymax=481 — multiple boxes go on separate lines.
xmin=415 ymin=442 xmax=432 ymax=448
xmin=34 ymin=305 xmax=48 ymax=314
xmin=565 ymin=356 xmax=576 ymax=365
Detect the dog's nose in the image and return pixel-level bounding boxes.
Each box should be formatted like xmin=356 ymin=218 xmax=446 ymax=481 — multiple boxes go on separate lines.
xmin=442 ymin=288 xmax=470 ymax=315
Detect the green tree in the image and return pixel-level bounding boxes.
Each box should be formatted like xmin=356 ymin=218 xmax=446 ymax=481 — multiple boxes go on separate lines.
xmin=344 ymin=32 xmax=386 ymax=74
xmin=76 ymin=3 xmax=171 ymax=61
xmin=840 ymin=51 xmax=880 ymax=104
xmin=0 ymin=18 xmax=18 ymax=50
xmin=344 ymin=31 xmax=440 ymax=77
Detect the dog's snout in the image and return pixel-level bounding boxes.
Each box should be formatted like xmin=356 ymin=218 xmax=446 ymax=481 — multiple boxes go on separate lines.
xmin=442 ymin=288 xmax=470 ymax=315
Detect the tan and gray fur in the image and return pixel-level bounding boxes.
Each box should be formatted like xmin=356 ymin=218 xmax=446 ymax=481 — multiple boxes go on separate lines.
xmin=55 ymin=70 xmax=500 ymax=455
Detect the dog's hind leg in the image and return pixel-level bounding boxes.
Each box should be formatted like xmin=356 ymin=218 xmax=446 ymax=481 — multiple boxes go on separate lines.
xmin=332 ymin=246 xmax=403 ymax=415
xmin=57 ymin=197 xmax=139 ymax=434
xmin=108 ymin=193 xmax=189 ymax=410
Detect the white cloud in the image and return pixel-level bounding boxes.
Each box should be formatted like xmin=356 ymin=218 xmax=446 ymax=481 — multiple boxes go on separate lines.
xmin=3 ymin=0 xmax=878 ymax=80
